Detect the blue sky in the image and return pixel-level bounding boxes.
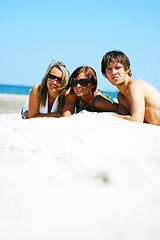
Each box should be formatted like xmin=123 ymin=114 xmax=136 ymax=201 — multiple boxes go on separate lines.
xmin=1 ymin=0 xmax=160 ymax=92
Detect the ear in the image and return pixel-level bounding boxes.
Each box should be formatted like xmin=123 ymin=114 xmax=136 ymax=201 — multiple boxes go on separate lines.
xmin=126 ymin=68 xmax=131 ymax=74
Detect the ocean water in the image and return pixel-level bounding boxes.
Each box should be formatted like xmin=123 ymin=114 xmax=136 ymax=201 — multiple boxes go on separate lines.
xmin=0 ymin=84 xmax=32 ymax=95
xmin=0 ymin=84 xmax=118 ymax=99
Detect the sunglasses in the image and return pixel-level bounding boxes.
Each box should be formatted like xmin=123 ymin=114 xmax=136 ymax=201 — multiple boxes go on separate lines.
xmin=72 ymin=78 xmax=90 ymax=87
xmin=47 ymin=73 xmax=62 ymax=83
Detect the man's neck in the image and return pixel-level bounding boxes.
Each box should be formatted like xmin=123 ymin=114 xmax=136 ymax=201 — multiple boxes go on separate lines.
xmin=116 ymin=75 xmax=131 ymax=94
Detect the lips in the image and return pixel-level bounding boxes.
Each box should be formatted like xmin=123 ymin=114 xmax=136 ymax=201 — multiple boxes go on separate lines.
xmin=112 ymin=75 xmax=119 ymax=79
xmin=51 ymin=84 xmax=56 ymax=87
xmin=50 ymin=84 xmax=58 ymax=90
xmin=75 ymin=89 xmax=83 ymax=95
xmin=76 ymin=89 xmax=83 ymax=92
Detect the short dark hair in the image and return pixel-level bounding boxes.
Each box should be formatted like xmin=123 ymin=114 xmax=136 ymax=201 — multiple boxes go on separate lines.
xmin=101 ymin=50 xmax=132 ymax=76
xmin=68 ymin=66 xmax=97 ymax=93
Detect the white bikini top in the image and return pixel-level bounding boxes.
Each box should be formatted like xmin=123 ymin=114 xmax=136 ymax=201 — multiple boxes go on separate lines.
xmin=39 ymin=94 xmax=59 ymax=113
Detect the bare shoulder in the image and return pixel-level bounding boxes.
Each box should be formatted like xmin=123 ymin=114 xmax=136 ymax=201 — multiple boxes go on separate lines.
xmin=65 ymin=88 xmax=74 ymax=97
xmin=65 ymin=89 xmax=77 ymax=99
xmin=128 ymin=78 xmax=148 ymax=93
xmin=130 ymin=78 xmax=159 ymax=92
xmin=65 ymin=89 xmax=70 ymax=95
xmin=128 ymin=78 xmax=160 ymax=102
xmin=30 ymin=83 xmax=40 ymax=96
xmin=129 ymin=78 xmax=146 ymax=87
xmin=131 ymin=78 xmax=156 ymax=87
xmin=31 ymin=83 xmax=40 ymax=92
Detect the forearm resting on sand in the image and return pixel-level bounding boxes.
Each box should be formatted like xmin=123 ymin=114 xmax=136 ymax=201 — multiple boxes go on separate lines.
xmin=29 ymin=112 xmax=63 ymax=118
xmin=111 ymin=112 xmax=143 ymax=123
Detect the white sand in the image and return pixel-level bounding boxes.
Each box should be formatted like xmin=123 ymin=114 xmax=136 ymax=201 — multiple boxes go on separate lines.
xmin=0 ymin=94 xmax=160 ymax=240
xmin=0 ymin=93 xmax=28 ymax=113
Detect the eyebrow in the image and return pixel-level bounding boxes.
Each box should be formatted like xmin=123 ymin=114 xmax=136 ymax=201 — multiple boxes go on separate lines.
xmin=106 ymin=66 xmax=112 ymax=69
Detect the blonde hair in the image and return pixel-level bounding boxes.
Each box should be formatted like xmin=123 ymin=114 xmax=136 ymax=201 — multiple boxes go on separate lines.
xmin=34 ymin=60 xmax=70 ymax=112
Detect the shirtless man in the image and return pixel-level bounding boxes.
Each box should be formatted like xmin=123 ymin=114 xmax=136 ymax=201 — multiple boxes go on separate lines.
xmin=101 ymin=50 xmax=160 ymax=125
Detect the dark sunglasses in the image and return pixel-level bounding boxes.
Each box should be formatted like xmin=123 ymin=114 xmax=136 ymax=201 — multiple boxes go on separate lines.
xmin=47 ymin=73 xmax=62 ymax=83
xmin=72 ymin=78 xmax=89 ymax=87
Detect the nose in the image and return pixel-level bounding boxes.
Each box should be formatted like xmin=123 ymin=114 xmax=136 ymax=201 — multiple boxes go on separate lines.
xmin=112 ymin=68 xmax=117 ymax=74
xmin=76 ymin=82 xmax=82 ymax=87
xmin=52 ymin=78 xmax=58 ymax=84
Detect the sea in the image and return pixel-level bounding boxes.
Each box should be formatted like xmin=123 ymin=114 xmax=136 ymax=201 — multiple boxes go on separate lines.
xmin=0 ymin=84 xmax=118 ymax=99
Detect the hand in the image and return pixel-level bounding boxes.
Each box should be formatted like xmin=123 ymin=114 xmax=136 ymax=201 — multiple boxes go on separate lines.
xmin=23 ymin=111 xmax=29 ymax=119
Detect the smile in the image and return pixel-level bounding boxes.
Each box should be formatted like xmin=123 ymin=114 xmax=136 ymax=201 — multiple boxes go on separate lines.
xmin=50 ymin=84 xmax=58 ymax=89
xmin=75 ymin=89 xmax=83 ymax=94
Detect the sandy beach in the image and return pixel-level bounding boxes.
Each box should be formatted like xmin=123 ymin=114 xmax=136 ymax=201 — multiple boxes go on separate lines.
xmin=0 ymin=93 xmax=160 ymax=240
xmin=0 ymin=93 xmax=29 ymax=114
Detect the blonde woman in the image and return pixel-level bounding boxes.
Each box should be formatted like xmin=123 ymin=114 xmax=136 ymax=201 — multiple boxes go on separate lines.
xmin=22 ymin=60 xmax=71 ymax=118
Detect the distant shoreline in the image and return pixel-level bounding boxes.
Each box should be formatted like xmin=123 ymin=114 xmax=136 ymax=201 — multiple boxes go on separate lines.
xmin=0 ymin=84 xmax=118 ymax=98
xmin=0 ymin=84 xmax=32 ymax=96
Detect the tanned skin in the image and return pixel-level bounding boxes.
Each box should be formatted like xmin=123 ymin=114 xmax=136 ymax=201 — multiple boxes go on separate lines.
xmin=104 ymin=62 xmax=160 ymax=125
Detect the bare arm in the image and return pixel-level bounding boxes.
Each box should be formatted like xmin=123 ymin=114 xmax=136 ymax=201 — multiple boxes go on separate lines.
xmin=30 ymin=112 xmax=63 ymax=118
xmin=113 ymin=83 xmax=145 ymax=123
xmin=62 ymin=92 xmax=77 ymax=117
xmin=28 ymin=84 xmax=41 ymax=118
xmin=94 ymin=95 xmax=119 ymax=112
xmin=28 ymin=84 xmax=62 ymax=118
xmin=117 ymin=92 xmax=130 ymax=115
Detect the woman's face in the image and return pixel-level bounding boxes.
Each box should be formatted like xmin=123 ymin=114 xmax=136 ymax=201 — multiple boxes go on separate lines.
xmin=47 ymin=67 xmax=63 ymax=92
xmin=72 ymin=72 xmax=94 ymax=98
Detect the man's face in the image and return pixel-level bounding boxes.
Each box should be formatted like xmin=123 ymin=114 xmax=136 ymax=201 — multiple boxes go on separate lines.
xmin=105 ymin=61 xmax=128 ymax=86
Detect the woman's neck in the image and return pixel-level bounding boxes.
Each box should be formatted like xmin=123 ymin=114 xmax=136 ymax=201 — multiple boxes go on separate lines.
xmin=81 ymin=91 xmax=95 ymax=104
xmin=48 ymin=90 xmax=60 ymax=99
